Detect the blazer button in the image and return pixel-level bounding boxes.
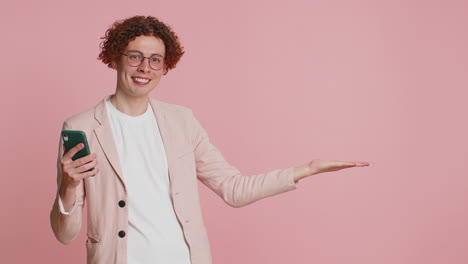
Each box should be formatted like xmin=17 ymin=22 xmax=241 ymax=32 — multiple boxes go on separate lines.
xmin=118 ymin=231 xmax=126 ymax=238
xmin=118 ymin=200 xmax=126 ymax=208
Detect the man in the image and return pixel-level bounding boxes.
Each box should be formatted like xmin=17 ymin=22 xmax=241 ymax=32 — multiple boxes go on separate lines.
xmin=50 ymin=15 xmax=369 ymax=264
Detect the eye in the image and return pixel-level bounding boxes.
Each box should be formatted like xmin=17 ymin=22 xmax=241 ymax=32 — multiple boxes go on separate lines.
xmin=150 ymin=56 xmax=161 ymax=63
xmin=129 ymin=53 xmax=142 ymax=60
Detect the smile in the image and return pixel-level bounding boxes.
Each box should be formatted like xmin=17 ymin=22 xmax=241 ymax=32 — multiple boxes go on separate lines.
xmin=132 ymin=77 xmax=151 ymax=85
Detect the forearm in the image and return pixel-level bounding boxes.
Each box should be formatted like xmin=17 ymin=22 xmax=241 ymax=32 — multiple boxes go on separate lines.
xmin=51 ymin=182 xmax=84 ymax=244
xmin=193 ymin=112 xmax=298 ymax=207
xmin=59 ymin=185 xmax=77 ymax=212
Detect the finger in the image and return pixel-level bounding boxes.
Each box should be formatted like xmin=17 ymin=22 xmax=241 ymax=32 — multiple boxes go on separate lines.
xmin=346 ymin=161 xmax=369 ymax=167
xmin=333 ymin=161 xmax=357 ymax=168
xmin=62 ymin=143 xmax=84 ymax=162
xmin=338 ymin=161 xmax=369 ymax=167
xmin=354 ymin=162 xmax=369 ymax=167
xmin=75 ymin=159 xmax=97 ymax=174
xmin=72 ymin=153 xmax=97 ymax=169
xmin=78 ymin=167 xmax=99 ymax=180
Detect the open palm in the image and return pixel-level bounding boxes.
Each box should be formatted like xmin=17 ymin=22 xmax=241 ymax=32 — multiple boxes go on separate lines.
xmin=309 ymin=159 xmax=369 ymax=175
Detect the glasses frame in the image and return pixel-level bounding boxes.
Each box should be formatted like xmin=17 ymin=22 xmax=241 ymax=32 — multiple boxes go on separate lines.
xmin=121 ymin=52 xmax=165 ymax=71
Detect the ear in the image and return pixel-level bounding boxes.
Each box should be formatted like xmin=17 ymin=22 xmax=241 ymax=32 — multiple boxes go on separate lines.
xmin=110 ymin=60 xmax=117 ymax=69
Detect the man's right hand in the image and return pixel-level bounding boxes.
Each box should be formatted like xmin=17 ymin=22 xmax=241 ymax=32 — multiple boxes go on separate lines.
xmin=60 ymin=143 xmax=99 ymax=190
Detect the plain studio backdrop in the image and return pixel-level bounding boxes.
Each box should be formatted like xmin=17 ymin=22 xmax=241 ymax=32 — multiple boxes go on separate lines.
xmin=1 ymin=0 xmax=467 ymax=263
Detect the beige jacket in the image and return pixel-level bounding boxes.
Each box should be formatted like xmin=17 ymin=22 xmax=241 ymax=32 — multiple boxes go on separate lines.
xmin=50 ymin=94 xmax=298 ymax=264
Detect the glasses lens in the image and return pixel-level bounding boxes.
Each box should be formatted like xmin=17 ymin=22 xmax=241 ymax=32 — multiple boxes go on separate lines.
xmin=149 ymin=55 xmax=164 ymax=70
xmin=127 ymin=53 xmax=142 ymax=66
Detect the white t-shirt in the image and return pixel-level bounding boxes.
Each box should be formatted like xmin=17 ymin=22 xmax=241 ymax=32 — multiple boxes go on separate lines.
xmin=106 ymin=98 xmax=191 ymax=264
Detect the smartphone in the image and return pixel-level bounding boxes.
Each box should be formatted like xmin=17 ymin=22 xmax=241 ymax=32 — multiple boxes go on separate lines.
xmin=61 ymin=130 xmax=95 ymax=172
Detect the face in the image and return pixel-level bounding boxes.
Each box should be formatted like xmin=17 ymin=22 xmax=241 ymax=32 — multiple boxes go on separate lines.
xmin=114 ymin=35 xmax=166 ymax=98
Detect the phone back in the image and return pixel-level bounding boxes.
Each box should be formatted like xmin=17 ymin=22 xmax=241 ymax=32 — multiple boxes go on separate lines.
xmin=61 ymin=130 xmax=91 ymax=161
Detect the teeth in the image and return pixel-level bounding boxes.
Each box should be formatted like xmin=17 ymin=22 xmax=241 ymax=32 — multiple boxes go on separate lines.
xmin=134 ymin=77 xmax=150 ymax=83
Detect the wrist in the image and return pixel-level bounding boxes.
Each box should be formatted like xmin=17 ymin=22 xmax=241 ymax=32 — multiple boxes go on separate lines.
xmin=59 ymin=183 xmax=77 ymax=211
xmin=293 ymin=163 xmax=313 ymax=182
xmin=59 ymin=182 xmax=76 ymax=196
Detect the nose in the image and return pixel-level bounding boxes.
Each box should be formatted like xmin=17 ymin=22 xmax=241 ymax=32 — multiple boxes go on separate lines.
xmin=137 ymin=58 xmax=151 ymax=73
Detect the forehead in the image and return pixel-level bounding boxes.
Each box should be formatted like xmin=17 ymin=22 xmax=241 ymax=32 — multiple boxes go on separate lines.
xmin=125 ymin=35 xmax=165 ymax=56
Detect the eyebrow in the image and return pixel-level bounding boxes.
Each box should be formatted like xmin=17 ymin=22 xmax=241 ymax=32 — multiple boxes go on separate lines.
xmin=127 ymin=50 xmax=164 ymax=57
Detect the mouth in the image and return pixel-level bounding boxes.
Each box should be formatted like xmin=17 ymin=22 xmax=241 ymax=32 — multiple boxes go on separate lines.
xmin=131 ymin=76 xmax=151 ymax=85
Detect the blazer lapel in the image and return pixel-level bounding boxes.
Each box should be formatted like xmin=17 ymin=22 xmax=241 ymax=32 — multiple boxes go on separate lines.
xmin=149 ymin=97 xmax=179 ymax=187
xmin=93 ymin=95 xmax=125 ymax=187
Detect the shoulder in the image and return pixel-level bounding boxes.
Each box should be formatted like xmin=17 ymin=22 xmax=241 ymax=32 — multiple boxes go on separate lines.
xmin=152 ymin=98 xmax=192 ymax=112
xmin=64 ymin=107 xmax=94 ymax=125
xmin=150 ymin=98 xmax=195 ymax=120
xmin=62 ymin=98 xmax=105 ymax=129
xmin=150 ymin=98 xmax=204 ymax=135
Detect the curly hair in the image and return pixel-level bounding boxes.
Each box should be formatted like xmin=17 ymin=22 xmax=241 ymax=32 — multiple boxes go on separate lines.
xmin=98 ymin=16 xmax=185 ymax=74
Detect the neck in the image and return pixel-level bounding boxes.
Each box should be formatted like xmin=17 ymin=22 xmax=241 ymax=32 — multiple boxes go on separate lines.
xmin=110 ymin=92 xmax=149 ymax=117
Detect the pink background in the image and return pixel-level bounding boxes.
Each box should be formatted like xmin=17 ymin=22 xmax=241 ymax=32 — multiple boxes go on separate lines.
xmin=1 ymin=0 xmax=467 ymax=263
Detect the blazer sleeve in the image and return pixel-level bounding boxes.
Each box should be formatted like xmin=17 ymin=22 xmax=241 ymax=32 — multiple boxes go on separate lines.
xmin=191 ymin=111 xmax=298 ymax=208
xmin=50 ymin=121 xmax=86 ymax=244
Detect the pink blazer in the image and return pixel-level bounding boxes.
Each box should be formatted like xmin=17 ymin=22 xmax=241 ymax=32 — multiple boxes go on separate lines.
xmin=50 ymin=94 xmax=298 ymax=264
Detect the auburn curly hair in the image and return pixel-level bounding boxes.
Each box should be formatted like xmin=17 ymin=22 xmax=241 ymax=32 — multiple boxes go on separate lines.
xmin=98 ymin=16 xmax=184 ymax=75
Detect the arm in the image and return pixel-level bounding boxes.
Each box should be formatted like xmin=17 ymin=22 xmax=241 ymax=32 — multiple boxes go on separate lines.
xmin=191 ymin=111 xmax=370 ymax=207
xmin=191 ymin=112 xmax=297 ymax=208
xmin=49 ymin=122 xmax=85 ymax=245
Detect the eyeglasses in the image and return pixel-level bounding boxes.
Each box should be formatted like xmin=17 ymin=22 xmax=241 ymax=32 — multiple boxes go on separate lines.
xmin=121 ymin=52 xmax=165 ymax=70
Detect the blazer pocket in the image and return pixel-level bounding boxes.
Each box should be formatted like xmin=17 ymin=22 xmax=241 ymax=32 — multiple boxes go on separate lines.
xmin=86 ymin=236 xmax=101 ymax=264
xmin=86 ymin=235 xmax=100 ymax=244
